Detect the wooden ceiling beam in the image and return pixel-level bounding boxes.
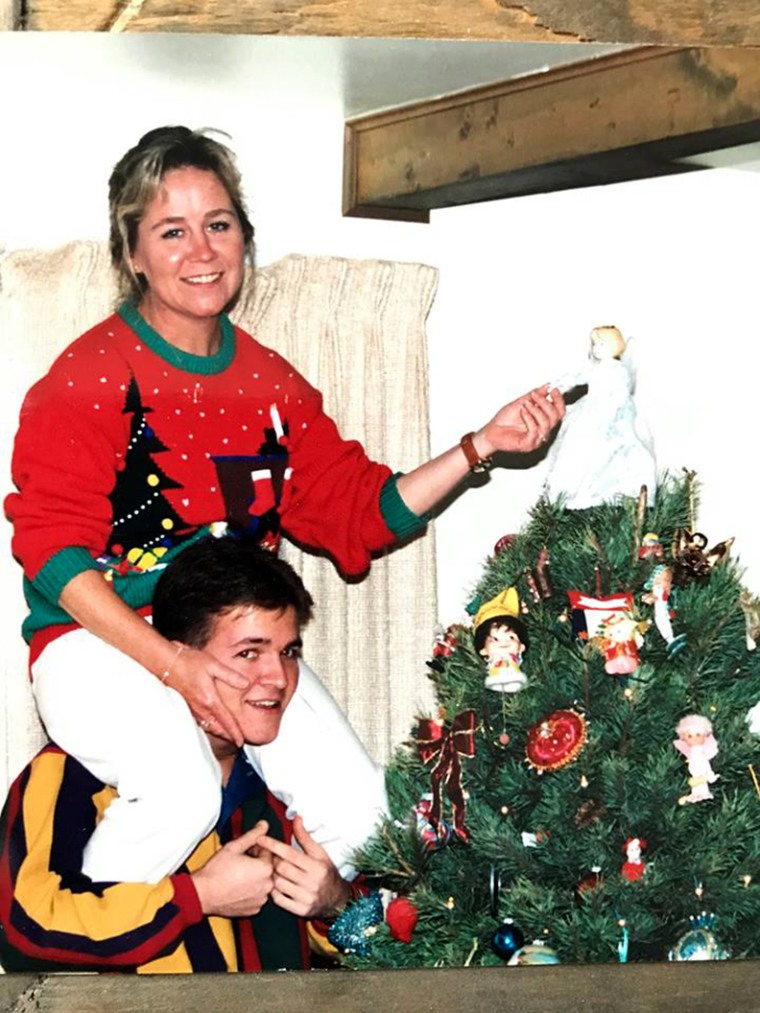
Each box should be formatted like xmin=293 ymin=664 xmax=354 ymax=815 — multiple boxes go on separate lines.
xmin=7 ymin=0 xmax=760 ymax=44
xmin=343 ymin=47 xmax=760 ymax=222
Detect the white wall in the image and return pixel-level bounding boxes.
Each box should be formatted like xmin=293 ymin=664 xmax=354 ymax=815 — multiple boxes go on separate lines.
xmin=427 ymin=171 xmax=760 ymax=620
xmin=2 ymin=31 xmax=758 ymax=633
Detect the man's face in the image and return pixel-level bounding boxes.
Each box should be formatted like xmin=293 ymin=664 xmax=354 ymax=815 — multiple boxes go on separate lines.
xmin=204 ymin=604 xmax=301 ymax=747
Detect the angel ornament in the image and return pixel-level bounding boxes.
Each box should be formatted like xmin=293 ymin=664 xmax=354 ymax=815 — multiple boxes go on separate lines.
xmin=544 ymin=326 xmax=657 ymax=509
xmin=673 ymin=714 xmax=719 ymax=805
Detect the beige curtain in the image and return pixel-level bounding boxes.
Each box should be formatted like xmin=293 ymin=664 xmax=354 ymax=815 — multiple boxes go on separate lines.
xmin=0 ymin=242 xmax=438 ymax=795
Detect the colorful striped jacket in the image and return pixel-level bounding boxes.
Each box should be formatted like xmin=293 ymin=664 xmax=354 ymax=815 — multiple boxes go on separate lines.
xmin=0 ymin=745 xmax=310 ymax=972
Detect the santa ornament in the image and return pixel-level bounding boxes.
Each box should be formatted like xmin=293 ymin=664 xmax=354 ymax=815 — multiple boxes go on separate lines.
xmin=568 ymin=591 xmax=647 ymax=675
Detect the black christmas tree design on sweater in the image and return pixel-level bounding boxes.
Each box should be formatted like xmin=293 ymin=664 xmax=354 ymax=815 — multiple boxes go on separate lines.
xmin=106 ymin=377 xmax=190 ymax=571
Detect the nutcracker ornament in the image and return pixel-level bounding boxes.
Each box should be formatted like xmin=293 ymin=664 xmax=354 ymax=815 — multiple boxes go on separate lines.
xmin=638 ymin=532 xmax=664 ymax=562
xmin=473 ymin=588 xmax=530 ymax=693
xmin=641 ymin=559 xmax=687 ymax=655
xmin=673 ymin=714 xmax=720 ymax=805
xmin=429 ymin=624 xmax=463 ymax=675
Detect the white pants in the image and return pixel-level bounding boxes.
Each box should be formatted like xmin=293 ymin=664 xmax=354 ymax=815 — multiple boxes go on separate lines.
xmin=32 ymin=627 xmax=387 ymax=883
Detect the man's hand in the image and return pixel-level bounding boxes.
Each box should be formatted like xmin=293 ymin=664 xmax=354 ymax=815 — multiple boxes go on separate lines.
xmin=256 ymin=816 xmax=352 ymax=920
xmin=476 ymin=384 xmax=565 ymax=458
xmin=191 ymin=820 xmax=274 ymax=917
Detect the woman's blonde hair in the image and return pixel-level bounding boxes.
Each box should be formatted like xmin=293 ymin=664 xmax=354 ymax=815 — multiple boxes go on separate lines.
xmin=108 ymin=126 xmax=255 ymax=302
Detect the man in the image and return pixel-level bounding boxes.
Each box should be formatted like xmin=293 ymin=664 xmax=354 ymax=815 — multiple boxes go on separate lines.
xmin=0 ymin=539 xmax=366 ymax=972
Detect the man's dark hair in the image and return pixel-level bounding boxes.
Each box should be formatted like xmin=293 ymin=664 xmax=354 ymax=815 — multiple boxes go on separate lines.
xmin=152 ymin=537 xmax=313 ymax=649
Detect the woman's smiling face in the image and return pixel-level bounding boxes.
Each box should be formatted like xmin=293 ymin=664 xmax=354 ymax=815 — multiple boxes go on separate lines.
xmin=131 ymin=165 xmax=245 ymax=336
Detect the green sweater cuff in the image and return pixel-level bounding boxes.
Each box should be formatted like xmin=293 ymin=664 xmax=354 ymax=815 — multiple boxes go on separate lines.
xmin=379 ymin=473 xmax=428 ymax=540
xmin=31 ymin=546 xmax=101 ymax=604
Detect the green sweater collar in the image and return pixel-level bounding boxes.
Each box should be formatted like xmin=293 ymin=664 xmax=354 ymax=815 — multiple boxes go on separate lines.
xmin=118 ymin=301 xmax=235 ymax=375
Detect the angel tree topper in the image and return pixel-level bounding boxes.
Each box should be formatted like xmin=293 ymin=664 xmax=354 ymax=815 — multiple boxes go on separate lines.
xmin=544 ymin=325 xmax=656 ymax=509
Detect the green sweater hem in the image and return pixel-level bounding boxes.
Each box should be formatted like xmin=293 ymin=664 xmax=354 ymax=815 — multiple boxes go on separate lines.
xmin=379 ymin=473 xmax=428 ymax=540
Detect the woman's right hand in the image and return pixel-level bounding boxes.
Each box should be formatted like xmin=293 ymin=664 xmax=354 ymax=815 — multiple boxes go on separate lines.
xmin=164 ymin=643 xmax=249 ymax=746
xmin=57 ymin=569 xmax=249 ymax=744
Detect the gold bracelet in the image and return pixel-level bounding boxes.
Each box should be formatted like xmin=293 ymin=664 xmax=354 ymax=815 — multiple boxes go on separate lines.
xmin=460 ymin=431 xmax=493 ymax=475
xmin=160 ymin=644 xmax=185 ymax=684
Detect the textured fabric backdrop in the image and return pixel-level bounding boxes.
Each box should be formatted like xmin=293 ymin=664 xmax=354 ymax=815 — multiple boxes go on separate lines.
xmin=0 ymin=242 xmax=438 ymax=795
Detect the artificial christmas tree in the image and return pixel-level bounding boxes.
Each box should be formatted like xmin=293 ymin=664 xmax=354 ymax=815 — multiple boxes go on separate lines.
xmin=334 ymin=472 xmax=760 ymax=968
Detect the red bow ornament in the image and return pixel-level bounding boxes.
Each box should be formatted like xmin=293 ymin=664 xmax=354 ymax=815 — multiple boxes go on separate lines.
xmin=416 ymin=709 xmax=476 ymax=841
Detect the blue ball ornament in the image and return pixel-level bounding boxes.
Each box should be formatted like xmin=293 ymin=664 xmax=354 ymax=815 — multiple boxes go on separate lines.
xmin=491 ymin=919 xmax=525 ymax=961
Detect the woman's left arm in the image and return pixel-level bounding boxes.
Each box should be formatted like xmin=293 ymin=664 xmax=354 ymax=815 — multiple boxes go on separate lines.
xmin=395 ymin=384 xmax=565 ymax=517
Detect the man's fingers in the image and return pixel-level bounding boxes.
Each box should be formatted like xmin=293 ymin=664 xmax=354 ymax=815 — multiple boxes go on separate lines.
xmin=225 ymin=820 xmax=269 ymax=855
xmin=270 ymin=888 xmax=306 ymax=917
xmin=255 ymin=835 xmax=301 ymax=865
xmin=291 ymin=815 xmax=327 ymax=858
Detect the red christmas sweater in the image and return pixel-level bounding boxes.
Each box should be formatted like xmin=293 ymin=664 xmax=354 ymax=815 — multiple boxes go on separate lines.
xmin=6 ymin=303 xmax=423 ymax=653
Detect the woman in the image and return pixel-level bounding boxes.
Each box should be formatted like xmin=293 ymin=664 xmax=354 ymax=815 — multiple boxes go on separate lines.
xmin=6 ymin=126 xmax=564 ymax=884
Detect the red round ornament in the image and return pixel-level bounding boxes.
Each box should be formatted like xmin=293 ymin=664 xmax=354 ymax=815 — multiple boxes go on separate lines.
xmin=526 ymin=709 xmax=587 ymax=772
xmin=494 ymin=534 xmax=516 ymax=555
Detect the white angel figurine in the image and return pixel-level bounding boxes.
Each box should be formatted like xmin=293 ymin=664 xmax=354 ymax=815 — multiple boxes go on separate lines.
xmin=544 ymin=325 xmax=657 ymax=509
